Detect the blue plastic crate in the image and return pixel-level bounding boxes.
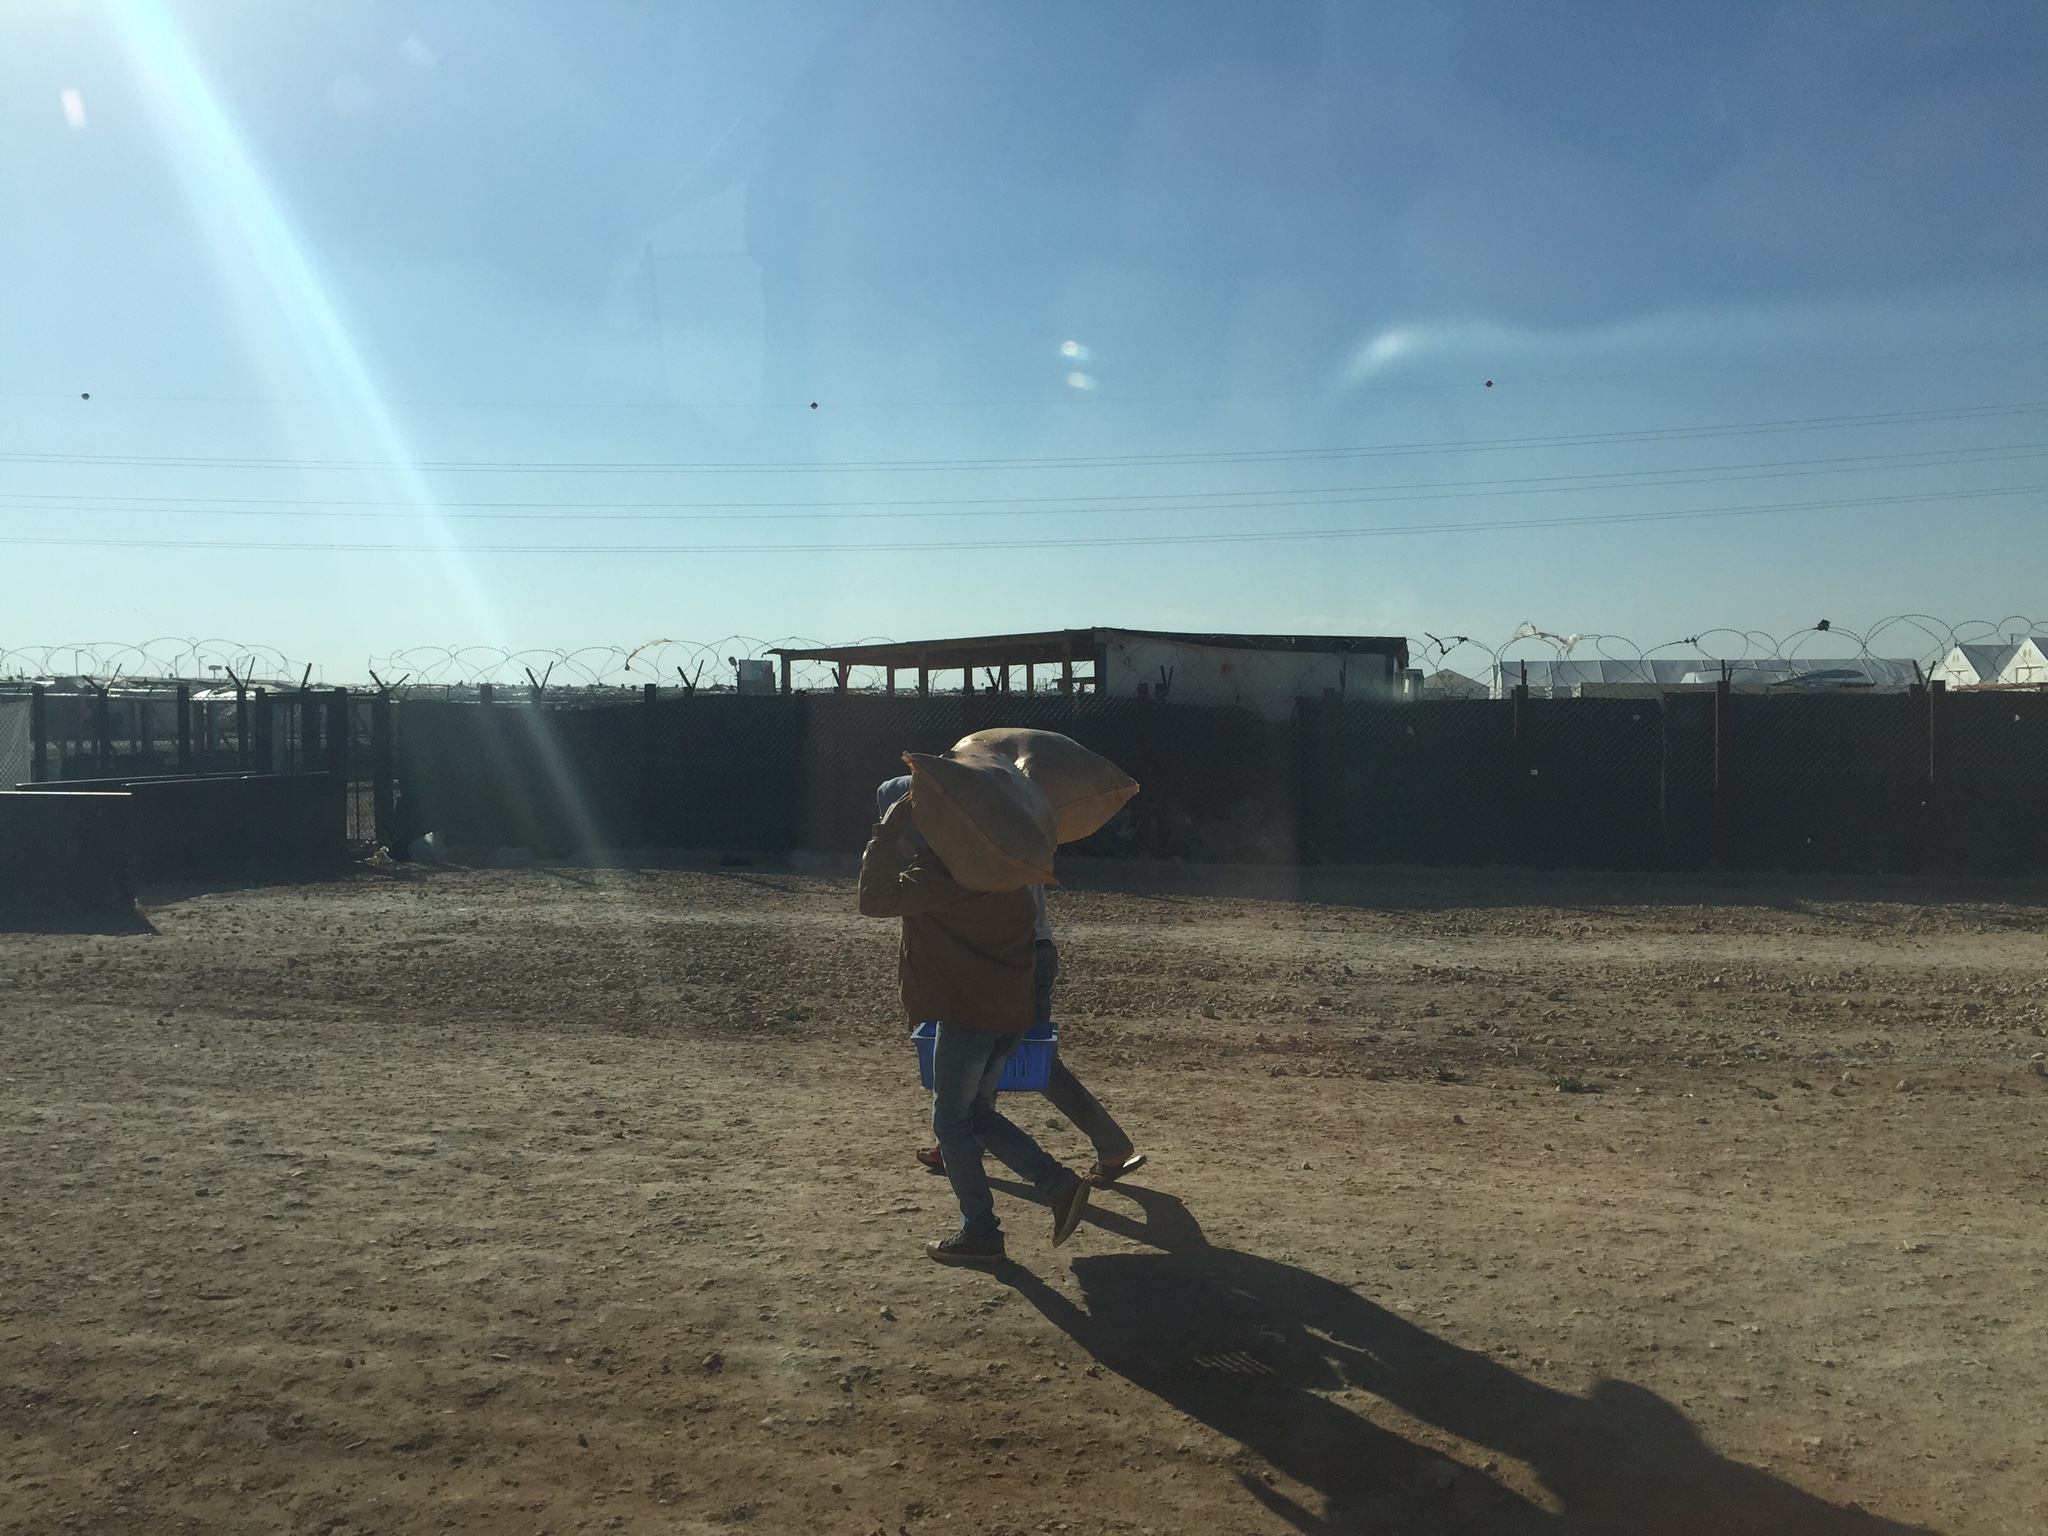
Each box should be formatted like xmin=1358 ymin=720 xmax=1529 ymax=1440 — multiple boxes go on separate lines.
xmin=911 ymin=1021 xmax=1058 ymax=1093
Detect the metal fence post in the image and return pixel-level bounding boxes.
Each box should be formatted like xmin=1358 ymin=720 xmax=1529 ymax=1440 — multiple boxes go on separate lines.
xmin=235 ymin=683 xmax=251 ymax=771
xmin=94 ymin=685 xmax=111 ymax=776
xmin=28 ymin=683 xmax=48 ymax=783
xmin=176 ymin=684 xmax=192 ymax=773
xmin=372 ymin=687 xmax=395 ymax=850
xmin=253 ymin=688 xmax=272 ymax=772
xmin=299 ymin=681 xmax=318 ymax=775
xmin=1713 ymin=673 xmax=1730 ymax=865
xmin=1923 ymin=679 xmax=1944 ymax=874
xmin=1506 ymin=677 xmax=1528 ymax=864
xmin=642 ymin=681 xmax=659 ymax=847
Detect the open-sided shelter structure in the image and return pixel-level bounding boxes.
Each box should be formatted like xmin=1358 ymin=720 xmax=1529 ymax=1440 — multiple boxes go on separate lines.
xmin=770 ymin=628 xmax=1409 ymax=720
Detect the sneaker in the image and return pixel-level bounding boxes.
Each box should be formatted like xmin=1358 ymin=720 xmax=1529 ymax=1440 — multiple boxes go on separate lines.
xmin=926 ymin=1232 xmax=1006 ymax=1266
xmin=1049 ymin=1172 xmax=1090 ymax=1247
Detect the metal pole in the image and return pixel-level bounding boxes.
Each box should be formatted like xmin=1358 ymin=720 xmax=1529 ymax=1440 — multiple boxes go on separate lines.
xmin=642 ymin=681 xmax=660 ymax=847
xmin=94 ymin=685 xmax=110 ymax=775
xmin=176 ymin=683 xmax=192 ymax=772
xmin=299 ymin=680 xmax=317 ymax=774
xmin=236 ymin=683 xmax=250 ymax=771
xmin=372 ymin=687 xmax=395 ymax=850
xmin=29 ymin=683 xmax=47 ymax=783
xmin=253 ymin=687 xmax=271 ymax=772
xmin=1715 ymin=672 xmax=1732 ymax=866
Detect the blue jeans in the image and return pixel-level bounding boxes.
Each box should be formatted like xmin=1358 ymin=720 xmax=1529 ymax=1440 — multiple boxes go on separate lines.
xmin=930 ymin=1024 xmax=1067 ymax=1242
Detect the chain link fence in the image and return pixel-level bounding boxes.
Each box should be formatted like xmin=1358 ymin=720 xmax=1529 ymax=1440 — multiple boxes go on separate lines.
xmin=379 ymin=685 xmax=2046 ymax=876
xmin=6 ymin=624 xmax=2044 ymax=876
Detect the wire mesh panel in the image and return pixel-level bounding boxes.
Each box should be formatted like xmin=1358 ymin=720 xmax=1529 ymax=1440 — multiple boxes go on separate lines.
xmin=394 ymin=700 xmax=640 ymax=853
xmin=1720 ymin=693 xmax=1923 ymax=873
xmin=1658 ymin=690 xmax=1717 ymax=869
xmin=385 ymin=686 xmax=2048 ymax=871
xmin=652 ymin=695 xmax=809 ymax=852
xmin=1299 ymin=698 xmax=1511 ymax=865
xmin=1516 ymin=697 xmax=1671 ymax=869
xmin=1929 ymin=690 xmax=2048 ymax=875
xmin=0 ymin=696 xmax=29 ymax=788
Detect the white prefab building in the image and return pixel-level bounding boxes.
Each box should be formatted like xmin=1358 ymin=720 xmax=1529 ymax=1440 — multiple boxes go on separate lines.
xmin=1095 ymin=631 xmax=1407 ymax=719
xmin=1933 ymin=637 xmax=2048 ymax=688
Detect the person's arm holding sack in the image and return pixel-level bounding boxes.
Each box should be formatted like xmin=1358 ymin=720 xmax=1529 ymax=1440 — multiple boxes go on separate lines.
xmin=858 ymin=793 xmax=970 ymax=918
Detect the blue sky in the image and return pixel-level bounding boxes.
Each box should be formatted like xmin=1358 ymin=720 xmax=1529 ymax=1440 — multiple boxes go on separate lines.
xmin=3 ymin=0 xmax=2046 ymax=678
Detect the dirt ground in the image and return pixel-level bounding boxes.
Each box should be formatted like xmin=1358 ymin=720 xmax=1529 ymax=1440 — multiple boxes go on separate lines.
xmin=3 ymin=855 xmax=2047 ymax=1536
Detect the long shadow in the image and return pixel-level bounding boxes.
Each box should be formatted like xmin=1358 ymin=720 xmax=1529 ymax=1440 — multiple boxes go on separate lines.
xmin=994 ymin=1183 xmax=1937 ymax=1536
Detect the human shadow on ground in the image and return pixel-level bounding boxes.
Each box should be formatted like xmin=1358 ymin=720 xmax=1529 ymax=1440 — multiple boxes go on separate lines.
xmin=994 ymin=1184 xmax=1938 ymax=1536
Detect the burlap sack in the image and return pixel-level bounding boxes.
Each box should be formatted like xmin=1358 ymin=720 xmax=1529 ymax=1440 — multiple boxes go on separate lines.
xmin=952 ymin=727 xmax=1140 ymax=843
xmin=902 ymin=749 xmax=1059 ymax=892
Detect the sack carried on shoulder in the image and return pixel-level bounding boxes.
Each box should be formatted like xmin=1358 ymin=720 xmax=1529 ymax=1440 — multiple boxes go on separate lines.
xmin=902 ymin=749 xmax=1059 ymax=892
xmin=952 ymin=727 xmax=1139 ymax=843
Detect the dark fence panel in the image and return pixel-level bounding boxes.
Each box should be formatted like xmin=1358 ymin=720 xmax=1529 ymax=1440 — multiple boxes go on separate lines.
xmin=1299 ymin=698 xmax=1509 ymax=865
xmin=653 ymin=695 xmax=809 ymax=852
xmin=1659 ymin=691 xmax=1717 ymax=869
xmin=393 ymin=700 xmax=640 ymax=854
xmin=1928 ymin=690 xmax=2048 ymax=876
xmin=13 ymin=773 xmax=344 ymax=882
xmin=0 ymin=791 xmax=133 ymax=915
xmin=385 ymin=689 xmax=2048 ymax=875
xmin=1720 ymin=693 xmax=1924 ymax=874
xmin=1516 ymin=696 xmax=1671 ymax=869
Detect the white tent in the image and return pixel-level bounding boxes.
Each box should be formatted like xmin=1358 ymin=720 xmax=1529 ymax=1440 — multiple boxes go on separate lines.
xmin=1932 ymin=637 xmax=2048 ymax=688
xmin=1494 ymin=656 xmax=1920 ymax=697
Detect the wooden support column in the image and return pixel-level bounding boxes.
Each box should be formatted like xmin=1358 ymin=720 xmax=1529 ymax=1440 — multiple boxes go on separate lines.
xmin=885 ymin=667 xmax=896 ymax=697
xmin=918 ymin=653 xmax=930 ymax=697
xmin=780 ymin=655 xmax=793 ymax=695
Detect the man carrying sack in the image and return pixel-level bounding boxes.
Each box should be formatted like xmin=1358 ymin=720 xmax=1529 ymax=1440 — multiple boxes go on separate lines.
xmin=860 ymin=781 xmax=1090 ymax=1266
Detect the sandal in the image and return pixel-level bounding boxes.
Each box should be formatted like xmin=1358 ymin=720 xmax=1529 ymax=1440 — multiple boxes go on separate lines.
xmin=916 ymin=1145 xmax=946 ymax=1172
xmin=1083 ymin=1152 xmax=1146 ymax=1186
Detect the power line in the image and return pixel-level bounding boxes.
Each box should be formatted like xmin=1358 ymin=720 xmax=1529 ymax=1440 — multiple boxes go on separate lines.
xmin=0 ymin=440 xmax=2039 ymax=522
xmin=0 ymin=481 xmax=2036 ymax=556
xmin=1 ymin=399 xmax=2042 ymax=476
